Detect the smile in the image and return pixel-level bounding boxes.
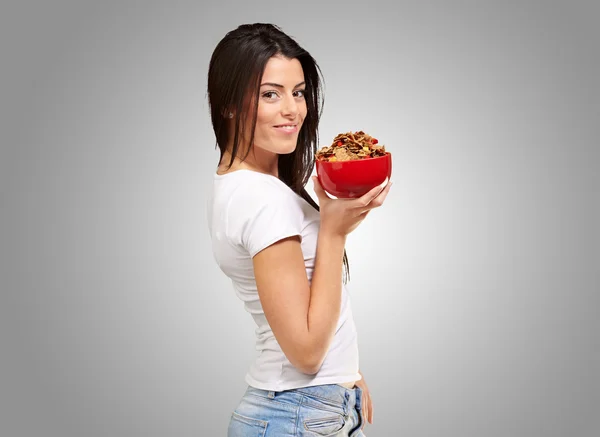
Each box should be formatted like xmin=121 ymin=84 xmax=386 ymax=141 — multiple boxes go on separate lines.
xmin=273 ymin=124 xmax=299 ymax=134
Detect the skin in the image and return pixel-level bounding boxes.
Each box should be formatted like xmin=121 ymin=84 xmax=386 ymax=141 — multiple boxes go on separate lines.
xmin=356 ymin=370 xmax=374 ymax=426
xmin=217 ymin=55 xmax=377 ymax=427
xmin=217 ymin=55 xmax=307 ymax=178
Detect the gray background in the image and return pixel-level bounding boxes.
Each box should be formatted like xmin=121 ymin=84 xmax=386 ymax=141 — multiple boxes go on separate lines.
xmin=1 ymin=0 xmax=599 ymax=436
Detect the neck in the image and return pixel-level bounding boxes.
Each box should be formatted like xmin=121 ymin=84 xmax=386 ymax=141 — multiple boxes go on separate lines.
xmin=219 ymin=145 xmax=279 ymax=178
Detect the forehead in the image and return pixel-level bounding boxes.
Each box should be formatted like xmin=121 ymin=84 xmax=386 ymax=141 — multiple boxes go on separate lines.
xmin=261 ymin=56 xmax=304 ymax=84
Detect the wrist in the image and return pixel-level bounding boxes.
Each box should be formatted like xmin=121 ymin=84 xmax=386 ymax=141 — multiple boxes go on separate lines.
xmin=319 ymin=228 xmax=347 ymax=245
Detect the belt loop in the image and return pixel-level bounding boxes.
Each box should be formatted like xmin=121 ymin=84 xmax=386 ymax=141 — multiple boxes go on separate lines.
xmin=267 ymin=390 xmax=275 ymax=399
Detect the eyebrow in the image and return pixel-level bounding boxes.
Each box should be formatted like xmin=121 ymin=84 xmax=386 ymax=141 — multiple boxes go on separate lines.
xmin=260 ymin=81 xmax=306 ymax=89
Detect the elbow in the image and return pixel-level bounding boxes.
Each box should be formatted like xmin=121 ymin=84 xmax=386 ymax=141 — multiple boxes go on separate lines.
xmin=295 ymin=353 xmax=324 ymax=375
xmin=283 ymin=338 xmax=328 ymax=375
xmin=296 ymin=362 xmax=320 ymax=375
xmin=301 ymin=363 xmax=321 ymax=375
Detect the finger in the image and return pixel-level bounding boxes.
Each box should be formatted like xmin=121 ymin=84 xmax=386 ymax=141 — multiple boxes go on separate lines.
xmin=352 ymin=178 xmax=388 ymax=209
xmin=360 ymin=180 xmax=393 ymax=213
xmin=370 ymin=397 xmax=374 ymax=424
xmin=361 ymin=395 xmax=370 ymax=428
xmin=311 ymin=176 xmax=329 ymax=201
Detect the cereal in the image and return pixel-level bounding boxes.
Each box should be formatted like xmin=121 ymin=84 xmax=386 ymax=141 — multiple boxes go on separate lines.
xmin=316 ymin=131 xmax=387 ymax=162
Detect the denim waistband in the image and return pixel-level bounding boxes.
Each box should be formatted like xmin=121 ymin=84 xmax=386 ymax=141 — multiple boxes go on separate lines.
xmin=246 ymin=383 xmax=363 ymax=413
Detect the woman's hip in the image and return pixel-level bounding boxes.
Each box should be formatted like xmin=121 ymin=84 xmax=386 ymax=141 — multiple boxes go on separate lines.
xmin=227 ymin=384 xmax=366 ymax=436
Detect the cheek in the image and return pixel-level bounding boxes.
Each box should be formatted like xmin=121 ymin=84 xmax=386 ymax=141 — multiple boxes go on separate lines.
xmin=239 ymin=105 xmax=270 ymax=139
xmin=255 ymin=106 xmax=277 ymax=134
xmin=300 ymin=101 xmax=308 ymax=120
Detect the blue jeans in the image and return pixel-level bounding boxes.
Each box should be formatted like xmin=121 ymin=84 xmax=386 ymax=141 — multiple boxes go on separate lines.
xmin=227 ymin=383 xmax=366 ymax=436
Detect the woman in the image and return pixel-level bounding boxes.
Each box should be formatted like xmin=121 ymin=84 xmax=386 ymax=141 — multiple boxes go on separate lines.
xmin=206 ymin=23 xmax=392 ymax=436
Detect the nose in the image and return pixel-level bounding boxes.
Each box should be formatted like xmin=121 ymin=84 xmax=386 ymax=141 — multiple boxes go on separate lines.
xmin=281 ymin=93 xmax=299 ymax=117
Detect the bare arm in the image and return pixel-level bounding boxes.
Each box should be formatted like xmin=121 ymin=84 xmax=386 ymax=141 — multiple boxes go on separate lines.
xmin=252 ymin=177 xmax=393 ymax=375
xmin=306 ymin=231 xmax=347 ymax=366
xmin=253 ymin=230 xmax=346 ymax=374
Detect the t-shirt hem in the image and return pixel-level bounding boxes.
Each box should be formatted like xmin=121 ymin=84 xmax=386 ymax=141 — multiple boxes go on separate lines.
xmin=249 ymin=231 xmax=302 ymax=258
xmin=244 ymin=372 xmax=362 ymax=392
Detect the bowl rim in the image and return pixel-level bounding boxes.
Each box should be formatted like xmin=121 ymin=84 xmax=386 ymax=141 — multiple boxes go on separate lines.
xmin=315 ymin=151 xmax=392 ymax=165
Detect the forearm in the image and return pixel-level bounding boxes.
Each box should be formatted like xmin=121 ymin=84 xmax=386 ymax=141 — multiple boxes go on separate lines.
xmin=305 ymin=230 xmax=346 ymax=367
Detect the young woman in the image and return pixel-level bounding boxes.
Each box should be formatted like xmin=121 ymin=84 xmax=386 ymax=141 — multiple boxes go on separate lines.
xmin=206 ymin=23 xmax=392 ymax=436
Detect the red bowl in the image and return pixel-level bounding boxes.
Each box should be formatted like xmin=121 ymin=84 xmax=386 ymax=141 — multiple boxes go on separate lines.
xmin=316 ymin=153 xmax=392 ymax=198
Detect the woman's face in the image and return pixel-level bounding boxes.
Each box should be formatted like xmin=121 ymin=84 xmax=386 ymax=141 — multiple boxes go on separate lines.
xmin=240 ymin=56 xmax=308 ymax=156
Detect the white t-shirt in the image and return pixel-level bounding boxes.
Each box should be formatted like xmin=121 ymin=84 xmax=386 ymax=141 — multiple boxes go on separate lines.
xmin=207 ymin=169 xmax=361 ymax=391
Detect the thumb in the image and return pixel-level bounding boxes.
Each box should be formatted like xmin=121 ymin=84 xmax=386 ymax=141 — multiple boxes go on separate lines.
xmin=312 ymin=176 xmax=328 ymax=201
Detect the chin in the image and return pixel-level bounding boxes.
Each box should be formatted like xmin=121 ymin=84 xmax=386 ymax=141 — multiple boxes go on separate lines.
xmin=280 ymin=143 xmax=298 ymax=155
xmin=266 ymin=139 xmax=297 ymax=155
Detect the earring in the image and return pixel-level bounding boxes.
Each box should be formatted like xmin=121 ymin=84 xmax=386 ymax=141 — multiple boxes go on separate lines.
xmin=227 ymin=112 xmax=234 ymax=119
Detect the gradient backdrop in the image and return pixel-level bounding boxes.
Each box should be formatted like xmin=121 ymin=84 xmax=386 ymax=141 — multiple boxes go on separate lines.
xmin=2 ymin=1 xmax=599 ymax=436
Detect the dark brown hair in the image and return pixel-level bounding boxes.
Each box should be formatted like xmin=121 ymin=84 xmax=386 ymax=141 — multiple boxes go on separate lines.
xmin=207 ymin=23 xmax=349 ymax=282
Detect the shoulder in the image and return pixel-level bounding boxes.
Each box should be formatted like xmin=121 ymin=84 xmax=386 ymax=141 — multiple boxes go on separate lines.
xmin=220 ymin=172 xmax=306 ymax=255
xmin=226 ymin=172 xmax=301 ymax=213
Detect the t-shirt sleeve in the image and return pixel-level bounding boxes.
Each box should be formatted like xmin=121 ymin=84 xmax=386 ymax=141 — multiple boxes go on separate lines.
xmin=226 ymin=179 xmax=304 ymax=258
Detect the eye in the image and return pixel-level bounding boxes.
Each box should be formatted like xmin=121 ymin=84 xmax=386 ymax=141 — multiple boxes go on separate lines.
xmin=261 ymin=89 xmax=306 ymax=101
xmin=262 ymin=91 xmax=279 ymax=100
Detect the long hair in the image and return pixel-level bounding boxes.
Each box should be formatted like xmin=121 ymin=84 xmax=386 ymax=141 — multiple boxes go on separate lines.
xmin=207 ymin=23 xmax=350 ymax=282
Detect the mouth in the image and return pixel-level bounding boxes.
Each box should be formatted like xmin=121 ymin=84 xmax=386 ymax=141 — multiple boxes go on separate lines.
xmin=273 ymin=123 xmax=299 ymax=134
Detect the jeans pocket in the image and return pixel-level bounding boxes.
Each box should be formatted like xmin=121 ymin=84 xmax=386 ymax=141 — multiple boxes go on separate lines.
xmin=228 ymin=411 xmax=268 ymax=437
xmin=303 ymin=414 xmax=346 ymax=436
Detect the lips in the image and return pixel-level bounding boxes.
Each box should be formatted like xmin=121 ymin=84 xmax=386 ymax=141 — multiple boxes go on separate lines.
xmin=273 ymin=124 xmax=299 ymax=134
